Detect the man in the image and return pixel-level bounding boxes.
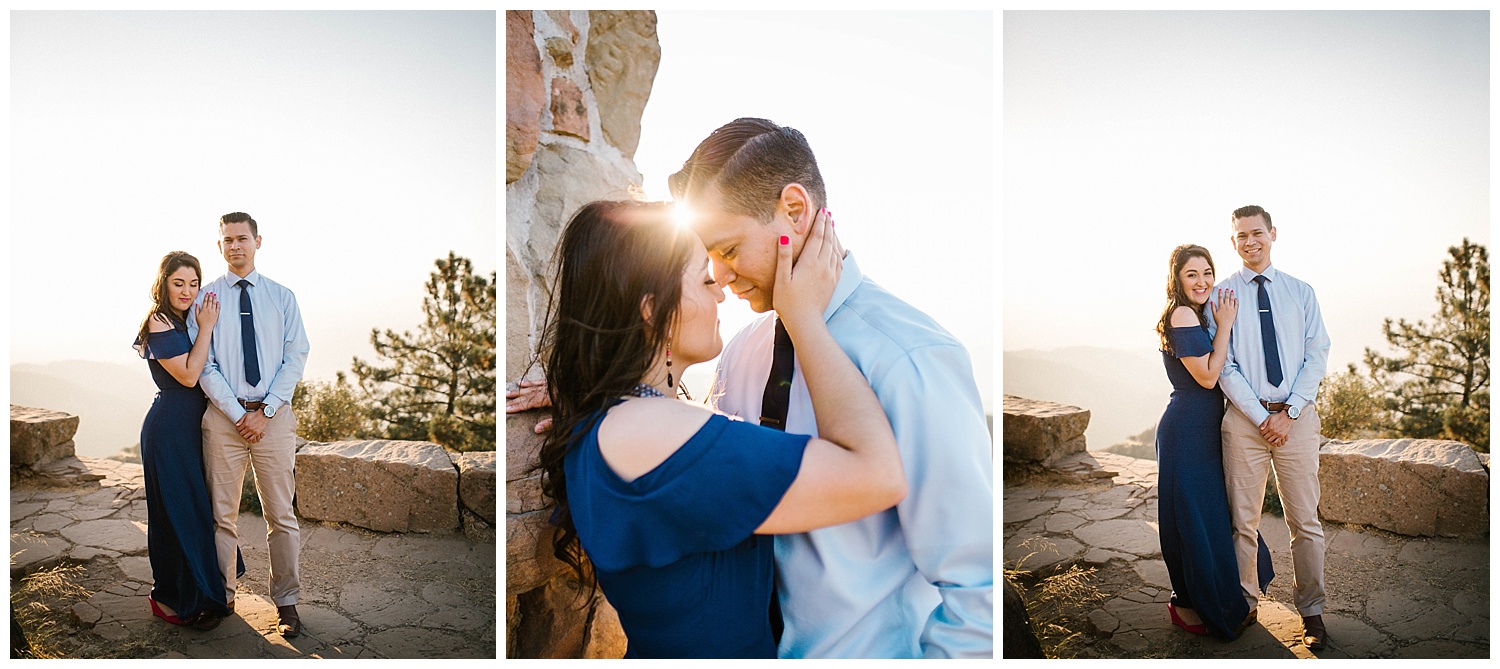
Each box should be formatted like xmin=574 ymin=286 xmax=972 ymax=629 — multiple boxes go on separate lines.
xmin=1214 ymin=205 xmax=1331 ymax=650
xmin=667 ymin=118 xmax=993 ymax=658
xmin=191 ymin=212 xmax=310 ymax=637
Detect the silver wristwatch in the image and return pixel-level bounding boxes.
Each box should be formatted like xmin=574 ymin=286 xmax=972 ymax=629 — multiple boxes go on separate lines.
xmin=262 ymin=403 xmax=277 ymax=419
xmin=1287 ymin=404 xmax=1300 ymax=420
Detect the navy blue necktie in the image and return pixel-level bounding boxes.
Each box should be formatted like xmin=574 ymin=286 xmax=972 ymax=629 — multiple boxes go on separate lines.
xmin=760 ymin=319 xmax=795 ymax=431
xmin=758 ymin=318 xmax=794 ymax=645
xmin=1253 ymin=275 xmax=1283 ymax=387
xmin=237 ymin=279 xmax=261 ymax=387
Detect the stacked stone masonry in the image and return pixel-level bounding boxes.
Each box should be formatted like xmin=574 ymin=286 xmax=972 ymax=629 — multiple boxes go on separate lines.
xmin=504 ymin=9 xmax=658 ymax=659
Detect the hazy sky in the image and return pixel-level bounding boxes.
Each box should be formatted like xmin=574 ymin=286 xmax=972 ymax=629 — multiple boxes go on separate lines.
xmin=634 ymin=10 xmax=996 ymax=410
xmin=1004 ymin=11 xmax=1488 ymax=374
xmin=10 ymin=11 xmax=496 ymax=382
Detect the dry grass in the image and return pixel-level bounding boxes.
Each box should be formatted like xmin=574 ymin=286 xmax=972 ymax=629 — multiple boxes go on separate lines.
xmin=10 ymin=557 xmax=91 ymax=659
xmin=1005 ymin=537 xmax=1106 ymax=658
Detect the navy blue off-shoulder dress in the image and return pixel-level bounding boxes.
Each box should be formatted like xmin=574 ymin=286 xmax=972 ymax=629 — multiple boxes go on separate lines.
xmin=1156 ymin=325 xmax=1274 ymax=640
xmin=565 ymin=401 xmax=810 ymax=658
xmin=137 ymin=325 xmax=242 ymax=621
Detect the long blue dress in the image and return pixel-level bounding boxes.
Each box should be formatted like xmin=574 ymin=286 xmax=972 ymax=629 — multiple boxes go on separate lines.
xmin=138 ymin=325 xmax=236 ymax=621
xmin=1156 ymin=325 xmax=1274 ymax=640
xmin=565 ymin=401 xmax=810 ymax=658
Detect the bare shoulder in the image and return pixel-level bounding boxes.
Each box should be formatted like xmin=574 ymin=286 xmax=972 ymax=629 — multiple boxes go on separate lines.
xmin=147 ymin=313 xmax=173 ymax=333
xmin=596 ymin=398 xmax=716 ymax=483
xmin=1169 ymin=305 xmax=1201 ymax=327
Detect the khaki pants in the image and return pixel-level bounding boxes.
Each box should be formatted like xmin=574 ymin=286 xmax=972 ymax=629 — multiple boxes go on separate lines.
xmin=1221 ymin=404 xmax=1325 ymax=616
xmin=202 ymin=406 xmax=301 ymax=606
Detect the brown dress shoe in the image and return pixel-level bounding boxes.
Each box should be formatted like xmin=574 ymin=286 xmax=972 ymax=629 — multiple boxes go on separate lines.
xmin=190 ymin=611 xmax=223 ymax=631
xmin=277 ymin=605 xmax=302 ymax=638
xmin=225 ymin=600 xmax=235 ymax=614
xmin=1302 ymin=614 xmax=1327 ymax=650
xmin=1232 ymin=607 xmax=1259 ymax=638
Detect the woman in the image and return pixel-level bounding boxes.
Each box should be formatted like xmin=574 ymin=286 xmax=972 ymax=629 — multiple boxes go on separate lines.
xmin=534 ymin=200 xmax=904 ymax=658
xmin=133 ymin=251 xmax=232 ymax=630
xmin=1154 ymin=244 xmax=1272 ymax=641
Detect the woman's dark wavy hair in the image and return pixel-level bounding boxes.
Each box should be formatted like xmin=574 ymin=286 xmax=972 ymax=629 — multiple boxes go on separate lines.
xmin=134 ymin=251 xmax=203 ymax=358
xmin=1156 ymin=244 xmax=1215 ymax=356
xmin=536 ymin=200 xmax=695 ymax=585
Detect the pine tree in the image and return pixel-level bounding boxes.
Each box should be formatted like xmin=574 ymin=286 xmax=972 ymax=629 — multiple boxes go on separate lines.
xmin=1363 ymin=238 xmax=1489 ymax=451
xmin=352 ymin=252 xmax=497 ymax=452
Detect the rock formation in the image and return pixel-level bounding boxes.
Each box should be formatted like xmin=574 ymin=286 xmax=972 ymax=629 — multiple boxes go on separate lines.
xmin=1003 ymin=395 xmax=1090 ymax=466
xmin=1319 ymin=438 xmax=1489 ymax=539
xmin=295 ymin=440 xmax=462 ymax=534
xmin=505 ymin=9 xmax=658 ymax=659
xmin=11 ymin=405 xmax=80 ymax=470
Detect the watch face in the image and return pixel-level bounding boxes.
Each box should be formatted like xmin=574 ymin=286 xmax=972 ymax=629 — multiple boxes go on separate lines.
xmin=1288 ymin=406 xmax=1300 ymax=419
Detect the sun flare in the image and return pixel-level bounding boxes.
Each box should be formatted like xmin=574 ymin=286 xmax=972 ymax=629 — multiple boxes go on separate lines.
xmin=672 ymin=201 xmax=694 ymax=229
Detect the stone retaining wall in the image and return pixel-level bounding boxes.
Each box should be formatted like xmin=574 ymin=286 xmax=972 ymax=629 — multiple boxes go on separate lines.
xmin=1319 ymin=438 xmax=1489 ymax=539
xmin=504 ymin=9 xmax=658 ymax=660
xmin=294 ymin=440 xmax=495 ymax=540
xmin=11 ymin=405 xmax=497 ymax=541
xmin=1001 ymin=397 xmax=1490 ymax=539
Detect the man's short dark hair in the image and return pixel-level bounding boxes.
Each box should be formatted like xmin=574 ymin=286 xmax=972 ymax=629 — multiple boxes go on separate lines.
xmin=220 ymin=211 xmax=258 ymax=237
xmin=1231 ymin=205 xmax=1271 ymax=230
xmin=667 ymin=118 xmax=826 ymax=223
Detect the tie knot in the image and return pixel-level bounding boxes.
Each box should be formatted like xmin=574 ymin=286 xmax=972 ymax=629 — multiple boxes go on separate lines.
xmin=1253 ymin=275 xmax=1268 ymax=286
xmin=237 ymin=279 xmax=250 ymax=289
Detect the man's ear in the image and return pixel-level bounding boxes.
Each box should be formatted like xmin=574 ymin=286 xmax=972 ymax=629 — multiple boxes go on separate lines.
xmin=1268 ymin=226 xmax=1277 ymax=242
xmin=778 ymin=183 xmax=813 ymax=235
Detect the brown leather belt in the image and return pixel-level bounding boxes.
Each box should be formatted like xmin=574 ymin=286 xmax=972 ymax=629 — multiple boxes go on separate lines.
xmin=1260 ymin=401 xmax=1289 ymax=413
xmin=238 ymin=400 xmax=266 ymax=411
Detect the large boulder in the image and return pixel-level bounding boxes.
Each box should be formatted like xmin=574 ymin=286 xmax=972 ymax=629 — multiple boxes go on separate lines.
xmin=1003 ymin=395 xmax=1090 ymax=465
xmin=1319 ymin=439 xmax=1489 ymax=538
xmin=456 ymin=451 xmax=497 ymax=525
xmin=11 ymin=405 xmax=79 ymax=468
xmin=295 ymin=441 xmax=459 ymax=533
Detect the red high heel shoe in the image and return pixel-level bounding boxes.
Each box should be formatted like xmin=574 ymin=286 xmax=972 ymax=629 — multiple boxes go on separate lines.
xmin=1168 ymin=603 xmax=1210 ymax=636
xmin=149 ymin=596 xmax=187 ymax=625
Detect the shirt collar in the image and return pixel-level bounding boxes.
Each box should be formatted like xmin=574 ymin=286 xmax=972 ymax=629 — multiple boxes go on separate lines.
xmin=1237 ymin=264 xmax=1278 ymax=285
xmin=822 ymin=250 xmax=863 ymax=322
xmin=226 ymin=269 xmax=262 ymax=287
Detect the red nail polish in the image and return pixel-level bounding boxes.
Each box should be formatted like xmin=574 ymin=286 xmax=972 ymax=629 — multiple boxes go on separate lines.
xmin=780 ymin=235 xmax=790 ymax=245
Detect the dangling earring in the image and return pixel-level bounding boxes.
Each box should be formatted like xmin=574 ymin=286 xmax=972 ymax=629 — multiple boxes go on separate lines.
xmin=666 ymin=342 xmax=674 ymax=389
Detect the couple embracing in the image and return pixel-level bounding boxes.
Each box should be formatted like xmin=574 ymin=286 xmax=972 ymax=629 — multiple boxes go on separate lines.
xmin=508 ymin=118 xmax=994 ymax=658
xmin=1155 ymin=205 xmax=1331 ymax=649
xmin=134 ymin=212 xmax=307 ymax=636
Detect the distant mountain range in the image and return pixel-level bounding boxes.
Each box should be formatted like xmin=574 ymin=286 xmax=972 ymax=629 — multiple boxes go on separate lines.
xmin=11 ymin=360 xmax=157 ymax=458
xmin=1003 ymin=346 xmax=1170 ymax=451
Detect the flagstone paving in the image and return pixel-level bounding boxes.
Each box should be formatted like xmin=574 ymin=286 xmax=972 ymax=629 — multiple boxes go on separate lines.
xmin=11 ymin=456 xmax=496 ymax=659
xmin=1003 ymin=450 xmax=1488 ymax=659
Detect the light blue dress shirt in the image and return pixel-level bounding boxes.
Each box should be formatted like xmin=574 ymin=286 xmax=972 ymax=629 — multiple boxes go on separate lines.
xmin=190 ymin=270 xmax=310 ymax=423
xmin=709 ymin=252 xmax=995 ymax=659
xmin=1211 ymin=265 xmax=1331 ymax=425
